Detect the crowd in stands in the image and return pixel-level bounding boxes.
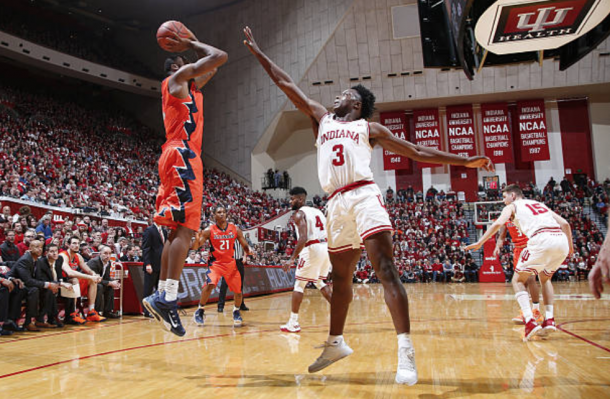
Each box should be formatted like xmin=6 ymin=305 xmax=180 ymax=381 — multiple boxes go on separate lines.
xmin=0 ymin=2 xmax=157 ymax=78
xmin=263 ymin=169 xmax=291 ymax=190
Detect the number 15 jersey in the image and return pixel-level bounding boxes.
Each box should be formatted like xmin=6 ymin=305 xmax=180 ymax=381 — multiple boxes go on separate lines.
xmin=209 ymin=223 xmax=237 ymax=265
xmin=513 ymin=199 xmax=560 ymax=238
xmin=316 ymin=113 xmax=374 ymax=194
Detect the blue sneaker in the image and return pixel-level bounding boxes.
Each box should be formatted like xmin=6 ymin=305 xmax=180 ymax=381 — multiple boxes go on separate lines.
xmin=233 ymin=309 xmax=243 ymax=327
xmin=145 ymin=292 xmax=186 ymax=337
xmin=193 ymin=308 xmax=205 ymax=326
xmin=142 ymin=291 xmax=166 ymax=329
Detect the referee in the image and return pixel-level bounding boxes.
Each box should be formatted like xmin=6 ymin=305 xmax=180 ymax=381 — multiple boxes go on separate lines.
xmin=217 ymin=240 xmax=248 ymax=312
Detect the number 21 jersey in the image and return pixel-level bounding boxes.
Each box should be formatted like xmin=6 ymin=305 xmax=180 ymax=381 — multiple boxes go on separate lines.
xmin=316 ymin=113 xmax=374 ymax=194
xmin=209 ymin=223 xmax=237 ymax=265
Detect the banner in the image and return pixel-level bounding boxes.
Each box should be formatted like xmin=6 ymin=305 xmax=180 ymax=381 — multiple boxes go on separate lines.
xmin=446 ymin=104 xmax=477 ymax=158
xmin=413 ymin=108 xmax=443 ymax=168
xmin=128 ymin=264 xmax=296 ymax=310
xmin=481 ymin=102 xmax=513 ymax=163
xmin=380 ymin=111 xmax=411 ymax=171
xmin=516 ymin=99 xmax=550 ymax=162
xmin=479 ymin=238 xmax=506 ymax=282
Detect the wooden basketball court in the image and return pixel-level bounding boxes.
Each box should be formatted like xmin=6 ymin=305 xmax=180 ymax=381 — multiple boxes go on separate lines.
xmin=1 ymin=282 xmax=609 ymax=398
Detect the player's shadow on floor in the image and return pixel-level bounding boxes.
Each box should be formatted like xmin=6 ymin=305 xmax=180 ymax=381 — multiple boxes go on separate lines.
xmin=185 ymin=373 xmax=607 ymax=395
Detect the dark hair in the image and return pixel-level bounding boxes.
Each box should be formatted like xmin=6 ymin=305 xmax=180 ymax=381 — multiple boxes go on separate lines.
xmin=47 ymin=243 xmax=58 ymax=251
xmin=289 ymin=186 xmax=307 ymax=196
xmin=214 ymin=205 xmax=226 ymax=213
xmin=69 ymin=237 xmax=79 ymax=245
xmin=164 ymin=55 xmax=185 ymax=74
xmin=502 ymin=184 xmax=524 ymax=197
xmin=351 ymin=84 xmax=376 ymax=120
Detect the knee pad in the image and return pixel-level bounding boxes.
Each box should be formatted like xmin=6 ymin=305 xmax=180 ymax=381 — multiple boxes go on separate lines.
xmin=313 ymin=280 xmax=326 ymax=290
xmin=294 ymin=279 xmax=308 ymax=293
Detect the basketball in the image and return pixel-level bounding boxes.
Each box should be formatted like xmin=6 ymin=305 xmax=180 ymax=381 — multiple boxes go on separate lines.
xmin=156 ymin=20 xmax=191 ymax=52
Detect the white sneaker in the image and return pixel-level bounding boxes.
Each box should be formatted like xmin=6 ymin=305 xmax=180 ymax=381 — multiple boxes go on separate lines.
xmin=280 ymin=320 xmax=301 ymax=333
xmin=308 ymin=339 xmax=353 ymax=373
xmin=395 ymin=346 xmax=418 ymax=385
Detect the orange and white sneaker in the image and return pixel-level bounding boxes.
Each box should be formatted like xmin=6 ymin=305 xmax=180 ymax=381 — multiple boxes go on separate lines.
xmin=86 ymin=309 xmax=106 ymax=322
xmin=538 ymin=318 xmax=556 ymax=338
xmin=66 ymin=312 xmax=87 ymax=325
xmin=532 ymin=309 xmax=543 ymax=324
xmin=512 ymin=311 xmax=525 ymax=325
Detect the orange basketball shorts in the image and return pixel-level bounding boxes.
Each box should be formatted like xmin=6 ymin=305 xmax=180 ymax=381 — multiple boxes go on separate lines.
xmin=205 ymin=261 xmax=241 ymax=293
xmin=154 ymin=144 xmax=203 ymax=231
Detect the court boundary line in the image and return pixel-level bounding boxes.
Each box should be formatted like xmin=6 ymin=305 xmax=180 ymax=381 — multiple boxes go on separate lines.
xmin=557 ymin=319 xmax=610 ymax=353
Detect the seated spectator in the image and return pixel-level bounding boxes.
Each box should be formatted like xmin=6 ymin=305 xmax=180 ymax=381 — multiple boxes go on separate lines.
xmin=87 ymin=245 xmax=120 ymax=319
xmin=35 ymin=243 xmax=64 ymax=327
xmin=0 ymin=230 xmax=20 ymax=265
xmin=442 ymin=260 xmax=454 ymax=283
xmin=17 ymin=229 xmax=35 ymax=256
xmin=35 ymin=215 xmax=53 ymax=239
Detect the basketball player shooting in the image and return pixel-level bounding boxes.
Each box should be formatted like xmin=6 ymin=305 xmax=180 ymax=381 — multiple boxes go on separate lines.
xmin=143 ymin=22 xmax=228 ymax=337
xmin=466 ymin=185 xmax=573 ymax=341
xmin=244 ymin=26 xmax=493 ymax=385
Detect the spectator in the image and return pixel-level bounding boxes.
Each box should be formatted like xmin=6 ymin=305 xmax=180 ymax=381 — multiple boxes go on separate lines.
xmin=87 ymin=245 xmax=121 ymax=319
xmin=35 ymin=215 xmax=53 ymax=239
xmin=0 ymin=230 xmax=20 ymax=264
xmin=34 ymin=243 xmax=64 ymax=327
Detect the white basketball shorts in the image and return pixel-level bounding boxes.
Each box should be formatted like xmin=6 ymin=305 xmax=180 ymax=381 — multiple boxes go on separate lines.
xmin=515 ymin=231 xmax=570 ymax=277
xmin=296 ymin=242 xmax=331 ymax=282
xmin=326 ymin=183 xmax=393 ymax=254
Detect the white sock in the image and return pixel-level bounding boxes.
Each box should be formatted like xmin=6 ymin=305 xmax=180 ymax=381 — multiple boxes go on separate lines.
xmin=532 ymin=303 xmax=540 ymax=311
xmin=89 ymin=304 xmax=95 ymax=312
xmin=516 ymin=291 xmax=534 ymax=322
xmin=546 ymin=305 xmax=554 ymax=319
xmin=158 ymin=280 xmax=166 ymax=293
xmin=198 ymin=304 xmax=205 ymax=310
xmin=289 ymin=312 xmax=299 ymax=322
xmin=328 ymin=334 xmax=343 ymax=345
xmin=397 ymin=333 xmax=413 ymax=349
xmin=233 ymin=306 xmax=239 ymax=312
xmin=165 ymin=279 xmax=179 ymax=302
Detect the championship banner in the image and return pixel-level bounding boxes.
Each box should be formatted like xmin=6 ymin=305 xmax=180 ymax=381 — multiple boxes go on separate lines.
xmin=481 ymin=102 xmax=513 ymax=163
xmin=128 ymin=264 xmax=296 ymax=310
xmin=479 ymin=238 xmax=506 ymax=283
xmin=516 ymin=99 xmax=550 ymax=162
xmin=446 ymin=104 xmax=477 ymax=158
xmin=413 ymin=108 xmax=443 ymax=168
xmin=380 ymin=111 xmax=411 ymax=171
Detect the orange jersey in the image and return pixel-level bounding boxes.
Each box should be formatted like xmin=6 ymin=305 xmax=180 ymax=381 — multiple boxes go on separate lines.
xmin=154 ymin=79 xmax=204 ymax=231
xmin=506 ymin=220 xmax=528 ymax=248
xmin=161 ymin=79 xmax=204 ymax=151
xmin=209 ymin=223 xmax=238 ymax=265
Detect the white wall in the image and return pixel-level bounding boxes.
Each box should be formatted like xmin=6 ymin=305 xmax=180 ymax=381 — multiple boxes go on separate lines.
xmin=370 ymin=145 xmax=396 ymax=193
xmin=591 ymin=102 xmax=610 ymax=181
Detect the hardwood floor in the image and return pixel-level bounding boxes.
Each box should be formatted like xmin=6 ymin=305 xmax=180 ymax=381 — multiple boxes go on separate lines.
xmin=1 ymin=282 xmax=609 ymax=398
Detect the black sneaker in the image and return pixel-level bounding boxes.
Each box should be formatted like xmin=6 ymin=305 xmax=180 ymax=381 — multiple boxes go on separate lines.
xmin=240 ymin=304 xmax=249 ymax=311
xmin=3 ymin=320 xmax=24 ymax=332
xmin=0 ymin=327 xmax=13 ymax=336
xmin=146 ymin=291 xmax=186 ymax=337
xmin=217 ymin=305 xmax=224 ymax=313
xmin=193 ymin=308 xmax=205 ymax=326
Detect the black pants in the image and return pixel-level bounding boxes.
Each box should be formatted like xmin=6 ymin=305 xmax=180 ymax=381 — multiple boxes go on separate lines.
xmin=37 ymin=288 xmax=58 ymax=322
xmin=217 ymin=260 xmax=245 ymax=308
xmin=0 ymin=286 xmax=9 ymax=322
xmin=95 ymin=283 xmax=115 ymax=314
xmin=143 ymin=270 xmax=160 ymax=298
xmin=21 ymin=286 xmax=40 ymax=323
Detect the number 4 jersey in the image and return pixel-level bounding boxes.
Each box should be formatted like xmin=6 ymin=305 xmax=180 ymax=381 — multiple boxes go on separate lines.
xmin=295 ymin=206 xmax=328 ymax=243
xmin=512 ymin=199 xmax=561 ymax=238
xmin=316 ymin=113 xmax=374 ymax=194
xmin=209 ymin=223 xmax=237 ymax=265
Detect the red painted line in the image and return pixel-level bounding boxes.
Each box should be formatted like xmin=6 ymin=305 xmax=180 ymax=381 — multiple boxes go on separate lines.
xmin=557 ymin=319 xmax=610 ymax=353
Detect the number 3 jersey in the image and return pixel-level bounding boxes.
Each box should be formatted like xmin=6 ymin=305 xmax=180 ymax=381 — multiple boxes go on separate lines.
xmin=209 ymin=223 xmax=237 ymax=265
xmin=295 ymin=206 xmax=328 ymax=242
xmin=316 ymin=113 xmax=374 ymax=194
xmin=512 ymin=199 xmax=560 ymax=238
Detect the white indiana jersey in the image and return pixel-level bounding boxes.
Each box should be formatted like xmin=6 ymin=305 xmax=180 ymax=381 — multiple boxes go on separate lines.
xmin=316 ymin=113 xmax=374 ymax=194
xmin=295 ymin=206 xmax=327 ymax=242
xmin=512 ymin=199 xmax=560 ymax=238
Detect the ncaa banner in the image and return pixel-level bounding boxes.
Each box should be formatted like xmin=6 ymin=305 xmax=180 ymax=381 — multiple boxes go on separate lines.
xmin=446 ymin=104 xmax=477 ymax=158
xmin=481 ymin=102 xmax=514 ymax=164
xmin=516 ymin=99 xmax=550 ymax=162
xmin=475 ymin=0 xmax=610 ymax=54
xmin=380 ymin=111 xmax=411 ymax=171
xmin=413 ymin=108 xmax=443 ymax=168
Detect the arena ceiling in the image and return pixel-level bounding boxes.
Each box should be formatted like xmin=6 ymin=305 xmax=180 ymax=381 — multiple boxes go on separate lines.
xmin=35 ymin=0 xmax=244 ymax=31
